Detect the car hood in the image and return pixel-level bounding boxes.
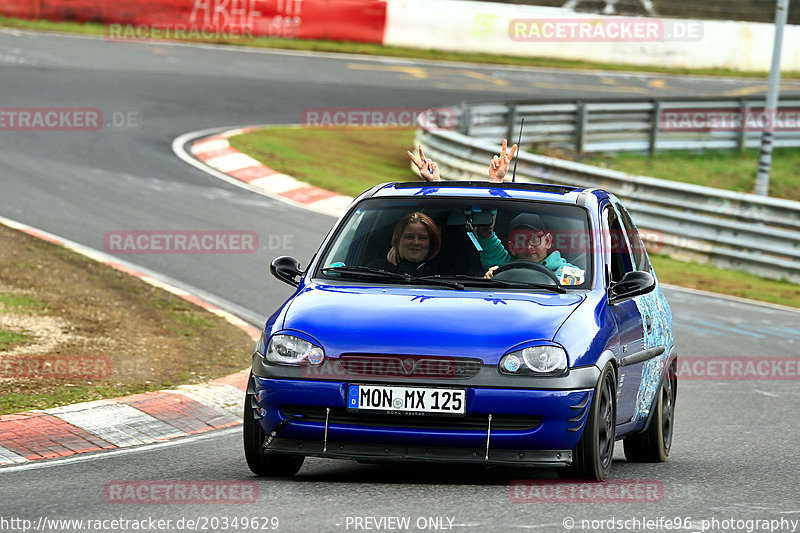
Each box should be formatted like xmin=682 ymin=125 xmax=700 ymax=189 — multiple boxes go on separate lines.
xmin=279 ymin=283 xmax=586 ymax=364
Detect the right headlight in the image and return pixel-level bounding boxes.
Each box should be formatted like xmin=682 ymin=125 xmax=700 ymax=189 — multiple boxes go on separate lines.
xmin=499 ymin=345 xmax=567 ymax=375
xmin=265 ymin=334 xmax=325 ymax=366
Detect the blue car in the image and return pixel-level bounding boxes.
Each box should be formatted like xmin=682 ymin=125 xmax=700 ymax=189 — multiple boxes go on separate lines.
xmin=244 ymin=181 xmax=677 ymax=480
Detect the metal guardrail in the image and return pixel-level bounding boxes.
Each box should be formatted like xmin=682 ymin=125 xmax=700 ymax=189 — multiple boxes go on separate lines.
xmin=453 ymin=96 xmax=800 ymax=154
xmin=415 ymin=101 xmax=800 ymax=284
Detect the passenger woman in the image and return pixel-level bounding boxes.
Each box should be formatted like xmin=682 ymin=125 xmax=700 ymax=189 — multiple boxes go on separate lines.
xmin=367 ymin=212 xmax=442 ymax=276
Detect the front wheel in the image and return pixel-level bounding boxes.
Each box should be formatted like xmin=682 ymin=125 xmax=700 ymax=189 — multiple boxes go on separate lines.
xmin=564 ymin=363 xmax=616 ymax=480
xmin=623 ymin=362 xmax=677 ymax=463
xmin=243 ymin=383 xmax=304 ymax=477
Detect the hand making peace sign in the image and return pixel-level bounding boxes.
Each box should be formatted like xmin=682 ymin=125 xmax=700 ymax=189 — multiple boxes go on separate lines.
xmin=407 ymin=145 xmax=441 ymax=182
xmin=489 ymin=138 xmax=518 ymax=183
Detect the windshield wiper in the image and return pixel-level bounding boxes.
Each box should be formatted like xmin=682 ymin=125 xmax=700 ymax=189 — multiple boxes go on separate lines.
xmin=412 ymin=275 xmax=465 ymax=290
xmin=322 ymin=265 xmax=406 ymax=280
xmin=437 ymin=274 xmax=567 ymax=294
xmin=321 ymin=266 xmax=464 ymax=290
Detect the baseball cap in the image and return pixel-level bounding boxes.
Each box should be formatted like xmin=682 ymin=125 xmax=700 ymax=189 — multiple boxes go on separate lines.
xmin=509 ymin=213 xmax=545 ymax=232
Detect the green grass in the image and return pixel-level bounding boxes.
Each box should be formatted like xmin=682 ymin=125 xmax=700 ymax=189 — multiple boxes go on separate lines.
xmin=229 ymin=127 xmax=417 ymax=197
xmin=0 ymin=222 xmax=255 ymax=415
xmin=650 ymin=254 xmax=800 ymax=308
xmin=579 ymin=148 xmax=800 ymax=201
xmin=0 ymin=383 xmax=163 ymax=414
xmin=0 ymin=15 xmax=107 ymax=36
xmin=0 ymin=330 xmax=30 ymax=351
xmin=2 ymin=15 xmax=798 ymax=79
xmin=0 ymin=294 xmax=48 ymax=314
xmin=162 ymin=303 xmax=214 ymax=340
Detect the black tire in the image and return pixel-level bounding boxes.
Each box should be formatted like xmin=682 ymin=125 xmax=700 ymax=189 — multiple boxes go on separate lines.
xmin=564 ymin=363 xmax=616 ymax=481
xmin=243 ymin=386 xmax=304 ymax=477
xmin=623 ymin=362 xmax=677 ymax=463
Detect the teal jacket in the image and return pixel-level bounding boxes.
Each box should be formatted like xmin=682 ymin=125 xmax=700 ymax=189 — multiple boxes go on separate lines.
xmin=477 ymin=233 xmax=577 ymax=277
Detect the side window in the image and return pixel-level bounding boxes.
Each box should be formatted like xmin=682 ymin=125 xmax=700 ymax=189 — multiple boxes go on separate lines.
xmin=616 ymin=203 xmax=650 ymax=272
xmin=604 ymin=206 xmax=633 ymax=283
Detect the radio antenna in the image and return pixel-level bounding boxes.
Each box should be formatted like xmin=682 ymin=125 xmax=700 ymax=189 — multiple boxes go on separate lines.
xmin=511 ymin=117 xmax=524 ymax=183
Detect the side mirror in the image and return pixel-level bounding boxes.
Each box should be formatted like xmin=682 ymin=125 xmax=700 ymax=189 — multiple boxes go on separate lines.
xmin=609 ymin=270 xmax=655 ymax=304
xmin=270 ymin=256 xmax=304 ymax=287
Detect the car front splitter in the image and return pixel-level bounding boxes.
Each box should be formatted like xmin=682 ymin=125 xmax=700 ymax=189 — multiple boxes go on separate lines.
xmin=265 ymin=438 xmax=572 ymax=467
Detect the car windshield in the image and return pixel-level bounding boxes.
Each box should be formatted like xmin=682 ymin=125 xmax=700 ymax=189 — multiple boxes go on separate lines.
xmin=315 ymin=197 xmax=593 ymax=290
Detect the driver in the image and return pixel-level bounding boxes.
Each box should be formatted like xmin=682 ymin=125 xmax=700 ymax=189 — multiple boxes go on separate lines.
xmin=482 ymin=213 xmax=581 ymax=282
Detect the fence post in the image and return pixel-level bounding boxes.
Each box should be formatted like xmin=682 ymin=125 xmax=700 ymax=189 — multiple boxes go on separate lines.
xmin=737 ymin=99 xmax=751 ymax=153
xmin=649 ymin=100 xmax=661 ymax=156
xmin=575 ymin=102 xmax=587 ymax=153
xmin=460 ymin=104 xmax=471 ymax=136
xmin=506 ymin=105 xmax=518 ymax=142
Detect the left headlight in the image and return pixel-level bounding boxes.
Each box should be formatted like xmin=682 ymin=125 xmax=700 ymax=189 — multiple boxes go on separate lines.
xmin=499 ymin=345 xmax=567 ymax=375
xmin=265 ymin=334 xmax=325 ymax=366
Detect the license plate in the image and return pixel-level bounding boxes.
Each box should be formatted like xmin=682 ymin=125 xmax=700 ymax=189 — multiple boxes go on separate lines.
xmin=348 ymin=385 xmax=466 ymax=414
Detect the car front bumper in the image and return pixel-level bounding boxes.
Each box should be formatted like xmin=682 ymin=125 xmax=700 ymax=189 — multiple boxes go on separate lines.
xmin=250 ymin=369 xmax=598 ymax=466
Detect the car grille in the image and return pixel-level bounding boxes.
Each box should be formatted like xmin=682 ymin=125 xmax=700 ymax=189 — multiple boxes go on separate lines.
xmin=281 ymin=406 xmax=541 ymax=432
xmin=337 ymin=354 xmax=483 ymax=379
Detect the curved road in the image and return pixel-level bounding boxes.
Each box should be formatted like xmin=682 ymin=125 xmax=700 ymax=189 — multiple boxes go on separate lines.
xmin=2 ymin=29 xmax=800 ymax=533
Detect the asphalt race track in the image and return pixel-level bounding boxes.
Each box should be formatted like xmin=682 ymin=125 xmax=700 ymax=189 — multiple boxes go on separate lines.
xmin=1 ymin=29 xmax=800 ymax=533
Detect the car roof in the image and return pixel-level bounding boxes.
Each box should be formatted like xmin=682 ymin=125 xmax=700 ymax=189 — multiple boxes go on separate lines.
xmin=366 ymin=181 xmax=609 ymax=206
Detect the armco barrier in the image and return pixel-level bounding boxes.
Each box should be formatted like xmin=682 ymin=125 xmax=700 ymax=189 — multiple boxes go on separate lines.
xmin=0 ymin=0 xmax=387 ymax=43
xmin=416 ymin=104 xmax=800 ymax=284
xmin=456 ymin=96 xmax=800 ymax=154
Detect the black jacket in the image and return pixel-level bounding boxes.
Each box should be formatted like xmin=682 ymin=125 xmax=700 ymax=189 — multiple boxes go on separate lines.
xmin=366 ymin=256 xmax=440 ymax=277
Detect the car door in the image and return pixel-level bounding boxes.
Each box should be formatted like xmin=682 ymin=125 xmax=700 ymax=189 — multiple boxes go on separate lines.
xmin=616 ymin=201 xmax=674 ymax=423
xmin=603 ymin=202 xmax=645 ymax=425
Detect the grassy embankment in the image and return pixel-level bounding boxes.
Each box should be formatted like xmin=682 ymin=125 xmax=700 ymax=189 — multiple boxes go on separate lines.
xmin=0 ymin=225 xmax=255 ymax=414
